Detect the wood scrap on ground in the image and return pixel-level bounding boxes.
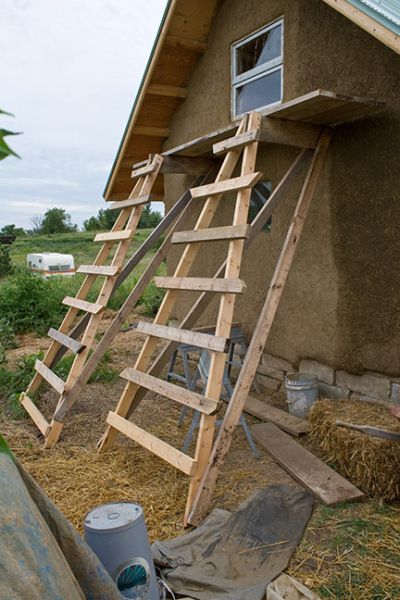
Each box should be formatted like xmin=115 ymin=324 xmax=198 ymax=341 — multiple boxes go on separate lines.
xmin=244 ymin=396 xmax=310 ymax=436
xmin=251 ymin=422 xmax=364 ymax=505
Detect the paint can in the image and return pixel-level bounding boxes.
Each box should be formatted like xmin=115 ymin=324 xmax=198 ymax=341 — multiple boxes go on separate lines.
xmin=84 ymin=502 xmax=160 ymax=600
xmin=285 ymin=373 xmax=318 ymax=417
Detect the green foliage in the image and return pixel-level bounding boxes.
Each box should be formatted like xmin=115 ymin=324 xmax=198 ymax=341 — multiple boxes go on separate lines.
xmin=39 ymin=208 xmax=77 ymax=234
xmin=0 ymin=352 xmax=41 ymax=418
xmin=0 ymin=109 xmax=21 ymax=161
xmin=0 ymin=224 xmax=25 ymax=237
xmin=0 ymin=318 xmax=18 ymax=364
xmin=0 ymin=268 xmax=71 ymax=335
xmin=83 ymin=208 xmax=117 ymax=231
xmin=54 ymin=351 xmax=117 ymax=384
xmin=0 ymin=245 xmax=12 ymax=277
xmin=138 ymin=205 xmax=162 ymax=229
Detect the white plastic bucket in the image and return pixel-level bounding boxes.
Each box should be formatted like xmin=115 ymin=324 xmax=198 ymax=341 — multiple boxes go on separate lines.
xmin=285 ymin=373 xmax=318 ymax=418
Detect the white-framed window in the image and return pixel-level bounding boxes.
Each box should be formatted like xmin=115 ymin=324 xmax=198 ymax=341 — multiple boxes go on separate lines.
xmin=231 ymin=18 xmax=283 ymax=118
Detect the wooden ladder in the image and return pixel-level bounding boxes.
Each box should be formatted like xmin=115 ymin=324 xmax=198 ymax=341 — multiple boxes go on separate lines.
xmin=98 ymin=111 xmax=263 ymax=523
xmin=20 ymin=154 xmax=164 ymax=448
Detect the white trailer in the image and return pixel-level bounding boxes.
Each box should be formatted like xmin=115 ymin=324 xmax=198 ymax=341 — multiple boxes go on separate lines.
xmin=27 ymin=252 xmax=75 ymax=278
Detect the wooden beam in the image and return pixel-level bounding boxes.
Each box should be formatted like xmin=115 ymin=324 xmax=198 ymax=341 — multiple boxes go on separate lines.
xmin=77 ymin=265 xmax=119 ymax=277
xmin=107 ymin=412 xmax=197 ymax=476
xmin=164 ymin=34 xmax=207 ymax=53
xmin=136 ymin=321 xmax=228 ymax=353
xmin=20 ymin=393 xmax=51 ymax=437
xmin=251 ymin=423 xmax=364 ymax=504
xmin=131 ymin=163 xmax=157 ymax=179
xmin=147 ymin=83 xmax=187 ymax=98
xmin=244 ymin=396 xmax=310 ymax=436
xmin=172 ymin=224 xmax=250 ymax=245
xmin=213 ymin=130 xmax=261 ymax=156
xmin=120 ymin=368 xmax=218 ymax=415
xmin=94 ymin=230 xmax=133 ymax=242
xmin=47 ymin=328 xmax=85 ymax=355
xmin=155 ymin=276 xmax=247 ymax=294
xmin=321 ymin=0 xmax=400 ymax=55
xmin=34 ymin=360 xmax=65 ymax=395
xmin=190 ymin=172 xmax=262 ymax=199
xmin=187 ymin=132 xmax=332 ymax=525
xmin=133 ymin=126 xmax=170 ymax=137
xmin=260 ymin=118 xmax=321 ymax=148
xmin=109 ymin=195 xmax=152 ymax=210
xmin=62 ymin=297 xmax=104 ymax=315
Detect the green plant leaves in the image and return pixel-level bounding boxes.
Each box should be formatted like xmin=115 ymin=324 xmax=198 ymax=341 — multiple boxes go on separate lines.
xmin=0 ymin=110 xmax=21 ymax=160
xmin=0 ymin=432 xmax=14 ymax=460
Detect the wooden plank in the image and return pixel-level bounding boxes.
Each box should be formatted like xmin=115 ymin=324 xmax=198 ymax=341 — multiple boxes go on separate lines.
xmin=154 ymin=276 xmax=246 ymax=294
xmin=147 ymin=83 xmax=187 ymax=98
xmin=107 ymin=411 xmax=197 ymax=475
xmin=190 ymin=172 xmax=262 ymax=199
xmin=164 ymin=34 xmax=207 ymax=53
xmin=244 ymin=396 xmax=310 ymax=436
xmin=136 ymin=320 xmax=228 ymax=353
xmin=132 ymin=126 xmax=170 ymax=137
xmin=321 ymin=0 xmax=400 ymax=56
xmin=251 ymin=422 xmax=364 ymax=504
xmin=62 ymin=296 xmax=104 ymax=314
xmin=172 ymin=224 xmax=250 ymax=245
xmin=120 ymin=368 xmax=219 ymax=415
xmin=20 ymin=393 xmax=51 ymax=437
xmin=47 ymin=328 xmax=85 ymax=354
xmin=187 ymin=132 xmax=332 ymax=526
xmin=131 ymin=163 xmax=157 ymax=179
xmin=109 ymin=195 xmax=152 ymax=210
xmin=77 ymin=265 xmax=119 ymax=277
xmin=34 ymin=360 xmax=65 ymax=395
xmin=213 ymin=130 xmax=261 ymax=156
xmin=94 ymin=230 xmax=133 ymax=242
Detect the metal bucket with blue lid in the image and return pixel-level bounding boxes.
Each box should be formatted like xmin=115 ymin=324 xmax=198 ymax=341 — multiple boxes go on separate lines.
xmin=84 ymin=502 xmax=160 ymax=600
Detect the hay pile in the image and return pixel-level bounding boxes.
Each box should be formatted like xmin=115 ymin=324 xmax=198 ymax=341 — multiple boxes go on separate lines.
xmin=309 ymin=399 xmax=400 ymax=499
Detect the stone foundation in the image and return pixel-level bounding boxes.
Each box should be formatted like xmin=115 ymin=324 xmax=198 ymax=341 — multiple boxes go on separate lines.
xmin=256 ymin=353 xmax=399 ymax=405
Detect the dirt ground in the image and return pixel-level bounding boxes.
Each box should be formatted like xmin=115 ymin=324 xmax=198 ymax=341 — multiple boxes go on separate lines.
xmin=2 ymin=316 xmax=400 ymax=599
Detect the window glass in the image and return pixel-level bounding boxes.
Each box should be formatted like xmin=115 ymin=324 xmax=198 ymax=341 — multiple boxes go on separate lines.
xmin=236 ymin=70 xmax=281 ymax=115
xmin=236 ymin=24 xmax=282 ymax=76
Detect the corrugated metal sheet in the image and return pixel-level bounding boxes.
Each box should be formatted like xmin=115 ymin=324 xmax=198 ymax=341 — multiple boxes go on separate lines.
xmin=348 ymin=0 xmax=400 ymax=35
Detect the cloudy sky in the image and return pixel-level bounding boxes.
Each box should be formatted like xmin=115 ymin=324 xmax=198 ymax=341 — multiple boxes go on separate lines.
xmin=0 ymin=0 xmax=167 ymax=230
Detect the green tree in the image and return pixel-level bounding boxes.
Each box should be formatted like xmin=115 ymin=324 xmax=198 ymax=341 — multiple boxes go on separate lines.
xmin=0 ymin=224 xmax=25 ymax=237
xmin=0 ymin=109 xmax=20 ymax=161
xmin=138 ymin=205 xmax=162 ymax=229
xmin=40 ymin=208 xmax=77 ymax=234
xmin=83 ymin=208 xmax=117 ymax=231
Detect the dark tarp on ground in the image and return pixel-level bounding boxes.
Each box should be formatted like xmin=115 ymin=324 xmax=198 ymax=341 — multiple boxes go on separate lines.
xmin=0 ymin=454 xmax=121 ymax=600
xmin=152 ymin=484 xmax=314 ymax=600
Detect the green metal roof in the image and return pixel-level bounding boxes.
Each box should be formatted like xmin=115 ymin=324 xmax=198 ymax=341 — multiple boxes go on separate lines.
xmin=348 ymin=0 xmax=400 ymax=36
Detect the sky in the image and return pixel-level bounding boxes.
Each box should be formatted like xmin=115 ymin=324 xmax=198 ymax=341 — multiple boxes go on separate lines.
xmin=0 ymin=0 xmax=167 ymax=230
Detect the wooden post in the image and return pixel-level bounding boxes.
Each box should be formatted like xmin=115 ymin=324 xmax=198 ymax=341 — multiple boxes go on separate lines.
xmin=187 ymin=129 xmax=332 ymax=526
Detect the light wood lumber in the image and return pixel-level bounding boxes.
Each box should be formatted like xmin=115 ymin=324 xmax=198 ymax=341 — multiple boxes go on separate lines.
xmin=47 ymin=328 xmax=85 ymax=354
xmin=20 ymin=393 xmax=50 ymax=437
xmin=187 ymin=131 xmax=331 ymax=525
xmin=62 ymin=296 xmax=104 ymax=315
xmin=147 ymin=83 xmax=187 ymax=98
xmin=136 ymin=321 xmax=227 ymax=353
xmin=131 ymin=163 xmax=158 ymax=179
xmin=244 ymin=396 xmax=310 ymax=436
xmin=190 ymin=172 xmax=262 ymax=199
xmin=164 ymin=34 xmax=207 ymax=53
xmin=94 ymin=230 xmax=133 ymax=242
xmin=109 ymin=195 xmax=152 ymax=210
xmin=251 ymin=422 xmax=364 ymax=504
xmin=154 ymin=276 xmax=246 ymax=294
xmin=107 ymin=411 xmax=197 ymax=475
xmin=34 ymin=360 xmax=65 ymax=395
xmin=172 ymin=224 xmax=250 ymax=245
xmin=120 ymin=368 xmax=219 ymax=415
xmin=77 ymin=265 xmax=119 ymax=277
xmin=213 ymin=130 xmax=261 ymax=156
xmin=133 ymin=126 xmax=169 ymax=137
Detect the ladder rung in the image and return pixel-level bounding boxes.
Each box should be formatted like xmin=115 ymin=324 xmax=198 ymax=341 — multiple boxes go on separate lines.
xmin=155 ymin=276 xmax=247 ymax=294
xmin=190 ymin=172 xmax=263 ymax=200
xmin=62 ymin=296 xmax=104 ymax=314
xmin=109 ymin=194 xmax=152 ymax=210
xmin=47 ymin=328 xmax=86 ymax=354
xmin=77 ymin=265 xmax=120 ymax=277
xmin=20 ymin=393 xmax=51 ymax=437
xmin=107 ymin=411 xmax=197 ymax=476
xmin=34 ymin=360 xmax=65 ymax=395
xmin=213 ymin=129 xmax=261 ymax=156
xmin=172 ymin=224 xmax=250 ymax=245
xmin=94 ymin=230 xmax=133 ymax=242
xmin=120 ymin=367 xmax=219 ymax=415
xmin=131 ymin=162 xmax=157 ymax=179
xmin=136 ymin=321 xmax=228 ymax=353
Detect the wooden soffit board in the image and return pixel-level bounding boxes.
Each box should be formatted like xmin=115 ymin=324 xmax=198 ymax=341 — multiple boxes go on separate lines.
xmin=105 ymin=0 xmax=220 ymax=200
